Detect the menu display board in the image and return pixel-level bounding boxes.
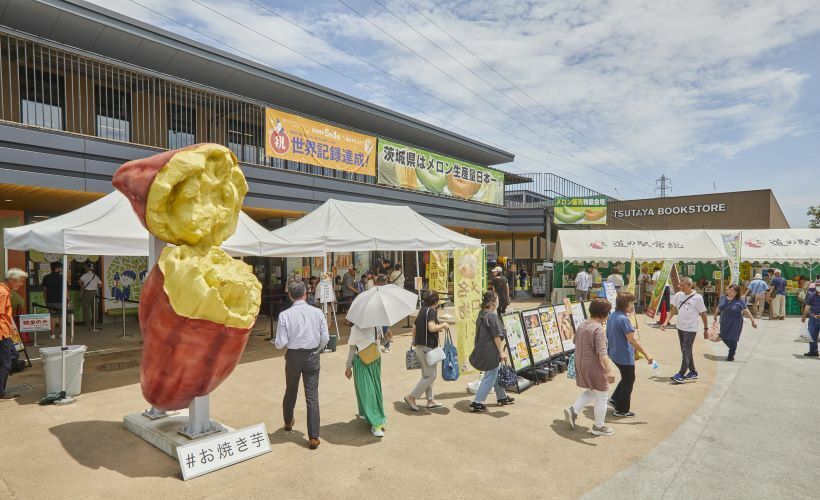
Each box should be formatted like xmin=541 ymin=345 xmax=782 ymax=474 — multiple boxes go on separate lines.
xmin=520 ymin=309 xmax=551 ymax=364
xmin=501 ymin=312 xmax=531 ymax=372
xmin=538 ymin=307 xmax=565 ymax=356
xmin=553 ymin=304 xmax=576 ymax=351
xmin=603 ymin=281 xmax=618 ymax=311
xmin=570 ymin=302 xmax=586 ymax=328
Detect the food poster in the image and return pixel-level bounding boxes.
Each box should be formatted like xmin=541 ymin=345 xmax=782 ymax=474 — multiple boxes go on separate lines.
xmin=538 ymin=307 xmax=565 ymax=356
xmin=454 ymin=247 xmax=483 ymax=372
xmin=377 ymin=138 xmax=504 ymax=205
xmin=521 ymin=309 xmax=551 ymax=364
xmin=553 ymin=196 xmax=607 ymax=225
xmin=646 ymin=260 xmax=674 ymax=319
xmin=265 ymin=108 xmax=376 ymax=176
xmin=553 ymin=304 xmax=576 ymax=351
xmin=103 ymin=256 xmax=147 ymax=314
xmin=501 ymin=312 xmax=531 ymax=372
xmin=603 ymin=281 xmax=618 ymax=311
xmin=429 ymin=250 xmax=448 ymax=294
xmin=570 ymin=302 xmax=586 ymax=329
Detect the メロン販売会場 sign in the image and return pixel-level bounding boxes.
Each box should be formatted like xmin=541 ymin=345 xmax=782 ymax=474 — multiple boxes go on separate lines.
xmin=377 ymin=139 xmax=504 ymax=205
xmin=553 ymin=197 xmax=607 ymax=225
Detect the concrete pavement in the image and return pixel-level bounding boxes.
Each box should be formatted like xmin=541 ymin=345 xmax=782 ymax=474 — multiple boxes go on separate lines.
xmin=585 ymin=316 xmax=819 ymax=499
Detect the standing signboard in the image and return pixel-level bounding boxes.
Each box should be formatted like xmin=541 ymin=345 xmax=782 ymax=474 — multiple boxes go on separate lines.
xmin=538 ymin=307 xmax=565 ymax=356
xmin=177 ymin=423 xmax=272 ymax=481
xmin=552 ymin=304 xmax=576 ymax=351
xmin=520 ymin=309 xmax=551 ymax=365
xmin=646 ymin=260 xmax=674 ymax=320
xmin=603 ymin=282 xmax=618 ymax=311
xmin=570 ymin=302 xmax=586 ymax=329
xmin=501 ymin=312 xmax=531 ymax=373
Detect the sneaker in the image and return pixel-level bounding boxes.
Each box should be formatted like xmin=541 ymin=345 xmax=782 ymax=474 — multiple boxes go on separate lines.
xmin=370 ymin=426 xmax=384 ymax=438
xmin=470 ymin=402 xmax=488 ymax=413
xmin=563 ymin=407 xmax=577 ymax=430
xmin=684 ymin=371 xmax=699 ymax=380
xmin=613 ymin=410 xmax=636 ymax=418
xmin=727 ymin=356 xmax=735 ymax=362
xmin=671 ymin=374 xmax=685 ymax=384
xmin=0 ymin=393 xmax=21 ymax=401
xmin=804 ymin=351 xmax=820 ymax=357
xmin=607 ymin=399 xmax=617 ymax=409
xmin=497 ymin=397 xmax=515 ymax=405
xmin=589 ymin=425 xmax=615 ymax=436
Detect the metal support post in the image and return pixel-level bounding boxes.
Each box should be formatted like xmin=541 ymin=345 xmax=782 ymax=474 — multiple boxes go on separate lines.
xmin=545 ymin=206 xmax=553 ymax=304
xmin=180 ymin=395 xmax=219 ymax=439
xmin=91 ymin=290 xmax=101 ymax=332
xmin=55 ymin=254 xmax=74 ymax=405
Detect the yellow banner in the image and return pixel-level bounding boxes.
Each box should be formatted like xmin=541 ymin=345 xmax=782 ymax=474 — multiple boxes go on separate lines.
xmin=429 ymin=251 xmax=448 ymax=294
xmin=454 ymin=247 xmax=483 ymax=373
xmin=265 ymin=108 xmax=376 ymax=175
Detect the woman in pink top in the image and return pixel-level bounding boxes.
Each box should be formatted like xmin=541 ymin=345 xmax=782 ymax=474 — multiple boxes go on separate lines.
xmin=564 ymin=298 xmax=616 ymax=436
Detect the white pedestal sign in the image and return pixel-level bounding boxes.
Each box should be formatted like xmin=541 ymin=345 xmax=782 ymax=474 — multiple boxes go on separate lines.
xmin=176 ymin=422 xmax=271 ymax=480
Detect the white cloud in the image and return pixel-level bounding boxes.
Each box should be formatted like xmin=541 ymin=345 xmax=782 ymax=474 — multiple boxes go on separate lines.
xmin=90 ymin=0 xmax=820 ymax=206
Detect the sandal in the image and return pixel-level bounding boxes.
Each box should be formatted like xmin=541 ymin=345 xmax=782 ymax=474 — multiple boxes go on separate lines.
xmin=404 ymin=396 xmax=419 ymax=411
xmin=426 ymin=401 xmax=443 ymax=408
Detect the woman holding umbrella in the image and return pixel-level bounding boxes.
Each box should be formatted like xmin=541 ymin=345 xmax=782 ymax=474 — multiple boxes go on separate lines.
xmin=345 ymin=282 xmax=420 ymax=436
xmin=713 ymin=284 xmax=757 ymax=361
xmin=345 ymin=323 xmax=387 ymax=437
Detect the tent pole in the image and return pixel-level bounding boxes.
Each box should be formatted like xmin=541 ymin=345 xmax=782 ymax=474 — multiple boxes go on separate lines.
xmin=55 ymin=253 xmax=74 ymax=404
xmin=415 ymin=250 xmax=421 ymax=306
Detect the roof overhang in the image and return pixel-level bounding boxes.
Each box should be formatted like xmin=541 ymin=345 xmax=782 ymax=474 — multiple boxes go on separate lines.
xmin=0 ymin=0 xmax=515 ymax=167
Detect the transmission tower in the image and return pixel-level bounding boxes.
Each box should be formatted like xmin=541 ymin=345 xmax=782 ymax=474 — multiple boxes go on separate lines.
xmin=655 ymin=175 xmax=672 ymax=198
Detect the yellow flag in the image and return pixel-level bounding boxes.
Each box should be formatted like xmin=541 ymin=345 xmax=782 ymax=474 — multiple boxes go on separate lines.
xmin=625 ymin=250 xmax=636 ymax=295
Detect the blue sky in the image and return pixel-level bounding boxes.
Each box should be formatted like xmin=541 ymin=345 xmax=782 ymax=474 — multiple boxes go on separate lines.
xmin=97 ymin=0 xmax=820 ymax=226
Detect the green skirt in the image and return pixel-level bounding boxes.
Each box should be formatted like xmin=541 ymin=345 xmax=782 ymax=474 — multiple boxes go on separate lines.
xmin=353 ymin=354 xmax=386 ymax=428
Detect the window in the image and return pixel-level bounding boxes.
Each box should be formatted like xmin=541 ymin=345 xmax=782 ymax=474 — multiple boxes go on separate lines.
xmin=95 ymin=86 xmax=131 ymax=141
xmin=227 ymin=120 xmax=263 ymax=164
xmin=19 ymin=67 xmax=65 ymax=130
xmin=167 ymin=103 xmax=196 ymax=149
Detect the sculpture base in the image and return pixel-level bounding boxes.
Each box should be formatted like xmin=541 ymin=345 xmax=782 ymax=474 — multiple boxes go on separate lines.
xmin=123 ymin=411 xmax=232 ymax=459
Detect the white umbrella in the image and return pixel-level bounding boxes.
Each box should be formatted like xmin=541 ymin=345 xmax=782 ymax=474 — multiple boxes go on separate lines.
xmin=346 ymin=284 xmax=418 ymax=328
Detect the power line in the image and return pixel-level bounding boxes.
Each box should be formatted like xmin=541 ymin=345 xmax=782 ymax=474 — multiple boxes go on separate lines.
xmin=399 ymin=0 xmax=658 ymax=183
xmin=350 ymin=0 xmax=655 ymax=193
xmin=129 ymin=0 xmax=644 ymax=198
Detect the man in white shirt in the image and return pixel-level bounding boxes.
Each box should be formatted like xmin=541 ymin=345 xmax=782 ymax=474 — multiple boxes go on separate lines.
xmin=661 ymin=277 xmax=708 ymax=384
xmin=274 ymin=281 xmax=329 ymax=450
xmin=78 ymin=263 xmax=101 ymax=331
xmin=607 ymin=269 xmax=625 ymax=290
xmin=574 ymin=266 xmax=592 ymax=300
xmin=747 ymin=273 xmax=768 ymax=319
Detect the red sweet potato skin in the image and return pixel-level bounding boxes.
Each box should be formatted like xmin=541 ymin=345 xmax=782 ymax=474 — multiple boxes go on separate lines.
xmin=139 ymin=264 xmax=251 ymax=411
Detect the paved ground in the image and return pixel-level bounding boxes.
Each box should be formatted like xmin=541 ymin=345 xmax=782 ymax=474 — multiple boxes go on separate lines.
xmin=586 ymin=316 xmax=819 ymax=499
xmin=0 ymin=302 xmax=812 ymax=499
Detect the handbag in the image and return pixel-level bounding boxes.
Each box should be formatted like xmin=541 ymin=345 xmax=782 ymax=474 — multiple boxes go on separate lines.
xmin=706 ymin=321 xmax=721 ymax=342
xmin=420 ymin=307 xmax=445 ymax=365
xmin=405 ymin=347 xmax=421 ymax=370
xmin=497 ymin=363 xmax=518 ymax=388
xmin=441 ymin=331 xmax=459 ymax=381
xmin=567 ymin=353 xmax=576 ymax=380
xmin=357 ymin=328 xmax=381 ymax=365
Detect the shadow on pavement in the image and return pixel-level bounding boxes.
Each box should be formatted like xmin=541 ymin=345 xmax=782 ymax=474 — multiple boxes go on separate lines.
xmin=791 ymin=354 xmax=820 ymax=360
xmin=320 ymin=418 xmax=382 ymax=447
xmin=391 ymin=400 xmax=451 ymax=416
xmin=647 ymin=375 xmax=678 ymax=384
xmin=49 ymin=420 xmax=177 ymax=478
xmin=548 ymin=419 xmax=597 ymax=446
xmin=704 ymin=354 xmax=730 ymax=361
xmin=452 ymin=400 xmax=507 ymax=418
xmin=582 ymin=408 xmax=649 ymax=426
xmin=268 ymin=427 xmax=306 ymax=447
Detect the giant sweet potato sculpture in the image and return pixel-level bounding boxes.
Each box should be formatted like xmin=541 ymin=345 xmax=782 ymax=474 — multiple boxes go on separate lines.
xmin=113 ymin=143 xmax=261 ymax=410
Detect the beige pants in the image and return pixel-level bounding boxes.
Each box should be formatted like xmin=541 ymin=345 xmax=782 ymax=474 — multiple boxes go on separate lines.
xmin=770 ymin=294 xmax=785 ymax=318
xmin=752 ymin=292 xmax=766 ymax=318
xmin=410 ymin=346 xmax=437 ymax=400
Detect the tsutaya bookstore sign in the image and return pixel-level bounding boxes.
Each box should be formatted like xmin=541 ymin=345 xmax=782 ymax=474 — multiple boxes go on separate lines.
xmin=613 ymin=203 xmax=727 ymax=218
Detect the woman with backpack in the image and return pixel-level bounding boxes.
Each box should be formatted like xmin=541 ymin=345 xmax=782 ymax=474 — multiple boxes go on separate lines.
xmin=468 ymin=291 xmax=515 ymax=412
xmin=714 ymin=284 xmax=757 ymax=361
xmin=404 ymin=291 xmax=450 ymax=411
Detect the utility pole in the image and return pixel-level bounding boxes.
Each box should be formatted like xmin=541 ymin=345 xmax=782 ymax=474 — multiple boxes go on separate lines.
xmin=655 ymin=175 xmax=671 ymax=198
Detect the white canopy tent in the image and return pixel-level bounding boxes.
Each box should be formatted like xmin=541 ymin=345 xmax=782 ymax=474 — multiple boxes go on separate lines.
xmin=3 ymin=191 xmax=314 ymax=258
xmin=269 ymin=198 xmax=482 ymax=253
xmin=553 ymin=229 xmax=726 ymax=263
xmin=704 ymin=229 xmax=820 ymax=265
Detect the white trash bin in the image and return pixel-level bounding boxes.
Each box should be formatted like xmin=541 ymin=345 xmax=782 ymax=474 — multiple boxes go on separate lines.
xmin=41 ymin=345 xmax=87 ymax=397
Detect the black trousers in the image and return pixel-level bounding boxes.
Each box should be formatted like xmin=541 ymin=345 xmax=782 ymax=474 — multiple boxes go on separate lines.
xmin=283 ymin=350 xmax=321 ymax=439
xmin=0 ymin=338 xmax=14 ymax=396
xmin=611 ymin=362 xmax=636 ymax=413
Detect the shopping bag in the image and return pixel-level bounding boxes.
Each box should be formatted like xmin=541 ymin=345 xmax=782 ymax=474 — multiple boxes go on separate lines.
xmin=441 ymin=332 xmax=459 ymax=381
xmin=798 ymin=323 xmax=810 ymax=343
xmin=497 ymin=364 xmax=518 ymax=388
xmin=566 ymin=353 xmax=576 ymax=380
xmin=706 ymin=321 xmax=721 ymax=342
xmin=405 ymin=347 xmax=421 ymax=370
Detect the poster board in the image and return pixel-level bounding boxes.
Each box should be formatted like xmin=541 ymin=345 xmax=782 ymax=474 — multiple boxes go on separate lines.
xmin=570 ymin=302 xmax=586 ymax=329
xmin=520 ymin=309 xmax=551 ymax=365
xmin=537 ymin=306 xmax=565 ymax=357
xmin=552 ymin=304 xmax=576 ymax=351
xmin=501 ymin=312 xmax=531 ymax=372
xmin=603 ymin=282 xmax=618 ymax=310
xmin=646 ymin=260 xmax=674 ymax=319
xmin=103 ymin=255 xmax=147 ymax=314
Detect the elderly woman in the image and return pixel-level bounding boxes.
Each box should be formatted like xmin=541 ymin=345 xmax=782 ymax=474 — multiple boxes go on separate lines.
xmin=564 ymin=298 xmax=616 ymax=436
xmin=345 ymin=323 xmax=386 ymax=437
xmin=1 ymin=268 xmax=27 ymax=401
xmin=468 ymin=291 xmax=515 ymax=412
xmin=714 ymin=284 xmax=757 ymax=361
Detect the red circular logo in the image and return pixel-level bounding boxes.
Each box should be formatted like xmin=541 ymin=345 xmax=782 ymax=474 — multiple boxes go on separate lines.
xmin=268 ymin=129 xmax=290 ymax=155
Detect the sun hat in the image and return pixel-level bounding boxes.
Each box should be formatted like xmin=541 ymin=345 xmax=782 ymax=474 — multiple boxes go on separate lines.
xmin=492 ymin=266 xmax=503 ymax=273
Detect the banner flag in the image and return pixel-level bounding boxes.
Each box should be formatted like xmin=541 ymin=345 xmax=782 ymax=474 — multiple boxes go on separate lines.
xmin=721 ymin=232 xmax=741 ymax=285
xmin=429 ymin=251 xmax=449 ymax=294
xmin=645 ymin=260 xmax=674 ymax=320
xmin=454 ymin=247 xmax=483 ymax=372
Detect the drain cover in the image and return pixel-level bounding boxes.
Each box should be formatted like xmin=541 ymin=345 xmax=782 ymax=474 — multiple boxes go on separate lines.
xmin=97 ymin=361 xmax=139 ymax=372
xmin=5 ymin=384 xmax=33 ymax=394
